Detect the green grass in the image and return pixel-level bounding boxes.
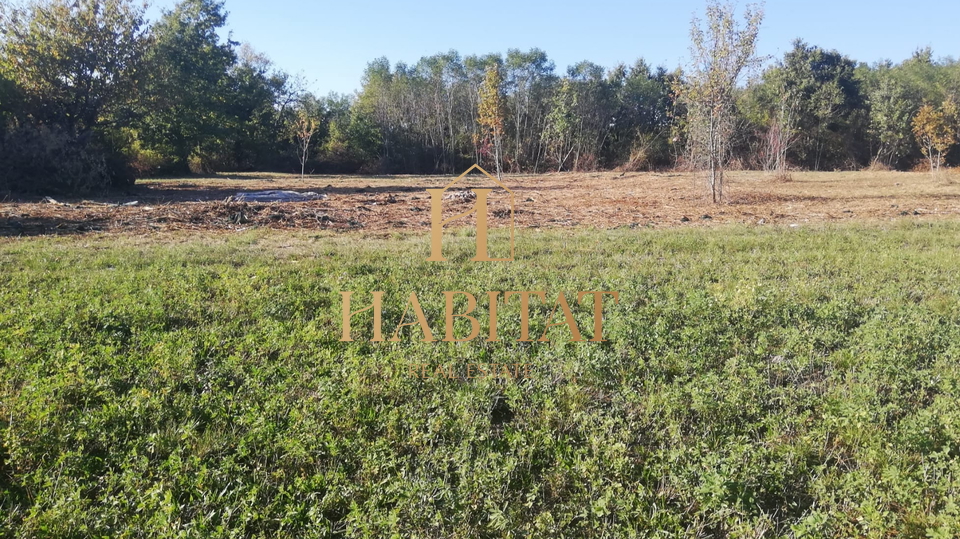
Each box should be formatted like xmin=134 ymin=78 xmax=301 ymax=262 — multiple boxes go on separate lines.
xmin=2 ymin=223 xmax=960 ymax=538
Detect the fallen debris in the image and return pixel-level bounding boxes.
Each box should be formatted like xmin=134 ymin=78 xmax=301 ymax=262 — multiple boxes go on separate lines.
xmin=232 ymin=190 xmax=327 ymax=203
xmin=3 ymin=171 xmax=960 ymax=237
xmin=443 ymin=190 xmax=477 ymax=202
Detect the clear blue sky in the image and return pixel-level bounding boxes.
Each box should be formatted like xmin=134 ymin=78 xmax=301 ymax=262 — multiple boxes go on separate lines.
xmin=147 ymin=0 xmax=959 ymax=97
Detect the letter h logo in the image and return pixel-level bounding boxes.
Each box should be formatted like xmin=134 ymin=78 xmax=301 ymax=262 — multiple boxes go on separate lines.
xmin=427 ymin=164 xmax=515 ymax=262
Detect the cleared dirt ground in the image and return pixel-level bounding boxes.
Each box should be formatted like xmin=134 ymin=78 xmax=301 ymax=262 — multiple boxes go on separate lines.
xmin=3 ymin=170 xmax=960 ymax=236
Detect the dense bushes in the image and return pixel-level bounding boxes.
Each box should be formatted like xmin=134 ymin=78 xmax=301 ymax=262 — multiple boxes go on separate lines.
xmin=0 ymin=0 xmax=299 ymax=194
xmin=0 ymin=125 xmax=136 ymax=194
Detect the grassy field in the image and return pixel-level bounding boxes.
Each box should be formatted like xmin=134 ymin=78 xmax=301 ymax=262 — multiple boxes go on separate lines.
xmin=2 ymin=222 xmax=960 ymax=537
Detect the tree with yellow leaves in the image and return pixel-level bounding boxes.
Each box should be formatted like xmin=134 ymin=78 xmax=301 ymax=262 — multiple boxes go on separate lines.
xmin=912 ymin=100 xmax=957 ymax=172
xmin=477 ymin=65 xmax=505 ymax=179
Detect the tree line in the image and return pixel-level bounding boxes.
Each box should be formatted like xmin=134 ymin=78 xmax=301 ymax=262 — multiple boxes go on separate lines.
xmin=1 ymin=0 xmax=959 ymax=194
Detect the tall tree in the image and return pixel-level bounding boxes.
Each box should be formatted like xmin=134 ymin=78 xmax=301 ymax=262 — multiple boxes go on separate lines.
xmin=355 ymin=57 xmax=396 ymax=170
xmin=543 ymin=78 xmax=578 ymax=171
xmin=141 ymin=0 xmax=236 ymax=173
xmin=0 ymin=0 xmax=147 ymax=134
xmin=464 ymin=53 xmax=503 ymax=167
xmin=503 ymin=48 xmax=556 ymax=172
xmin=225 ymin=43 xmax=296 ymax=170
xmin=291 ymin=94 xmax=320 ymax=177
xmin=676 ymin=0 xmax=764 ymax=202
xmin=747 ymin=61 xmax=804 ymax=174
xmin=566 ymin=61 xmax=615 ymax=171
xmin=321 ymin=93 xmax=380 ymax=172
xmin=415 ymin=51 xmax=465 ymax=173
xmin=477 ymin=64 xmax=505 ymax=178
xmin=777 ymin=41 xmax=865 ymax=170
xmin=894 ymin=48 xmax=960 ymax=107
xmin=606 ymin=61 xmax=674 ymax=170
xmin=865 ymin=69 xmax=914 ymax=168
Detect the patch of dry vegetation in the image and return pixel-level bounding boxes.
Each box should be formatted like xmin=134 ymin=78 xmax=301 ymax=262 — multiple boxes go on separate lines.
xmin=3 ymin=170 xmax=960 ymax=236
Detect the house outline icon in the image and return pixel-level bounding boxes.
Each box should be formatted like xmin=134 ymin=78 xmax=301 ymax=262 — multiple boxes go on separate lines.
xmin=426 ymin=164 xmax=515 ymax=262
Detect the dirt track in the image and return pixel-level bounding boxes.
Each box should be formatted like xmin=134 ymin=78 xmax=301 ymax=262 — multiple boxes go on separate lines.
xmin=3 ymin=170 xmax=960 ymax=236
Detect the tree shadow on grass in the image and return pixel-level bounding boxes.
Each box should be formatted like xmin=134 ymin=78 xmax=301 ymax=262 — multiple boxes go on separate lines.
xmin=0 ymin=216 xmax=107 ymax=237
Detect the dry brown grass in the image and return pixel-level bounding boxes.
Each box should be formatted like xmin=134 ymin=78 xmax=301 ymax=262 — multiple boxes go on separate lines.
xmin=3 ymin=170 xmax=960 ymax=236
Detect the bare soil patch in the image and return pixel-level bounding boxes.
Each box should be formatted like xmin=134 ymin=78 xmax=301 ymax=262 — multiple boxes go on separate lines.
xmin=2 ymin=170 xmax=960 ymax=236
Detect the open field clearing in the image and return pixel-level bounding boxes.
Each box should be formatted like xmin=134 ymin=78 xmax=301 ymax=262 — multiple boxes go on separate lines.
xmin=7 ymin=0 xmax=960 ymax=536
xmin=2 ymin=223 xmax=960 ymax=536
xmin=2 ymin=170 xmax=960 ymax=236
